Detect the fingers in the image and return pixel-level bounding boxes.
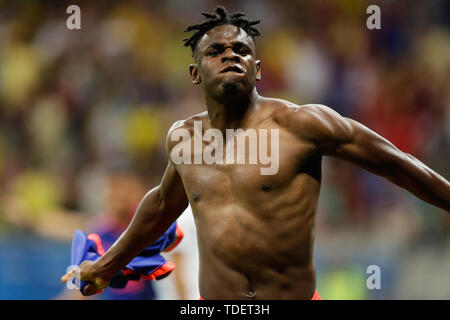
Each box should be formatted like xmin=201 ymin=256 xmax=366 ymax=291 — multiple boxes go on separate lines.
xmin=61 ymin=269 xmax=76 ymax=283
xmin=83 ymin=283 xmax=104 ymax=296
xmin=82 ymin=283 xmax=95 ymax=295
xmin=61 ymin=260 xmax=107 ymax=296
xmin=62 ymin=260 xmax=90 ymax=283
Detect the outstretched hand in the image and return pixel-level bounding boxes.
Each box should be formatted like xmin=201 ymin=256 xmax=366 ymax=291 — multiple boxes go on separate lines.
xmin=61 ymin=260 xmax=110 ymax=296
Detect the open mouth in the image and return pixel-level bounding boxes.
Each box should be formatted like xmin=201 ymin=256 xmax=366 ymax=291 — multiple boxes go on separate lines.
xmin=220 ymin=66 xmax=244 ymax=74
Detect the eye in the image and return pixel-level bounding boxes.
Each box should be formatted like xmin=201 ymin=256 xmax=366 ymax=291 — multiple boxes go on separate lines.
xmin=207 ymin=50 xmax=220 ymax=57
xmin=237 ymin=47 xmax=249 ymax=55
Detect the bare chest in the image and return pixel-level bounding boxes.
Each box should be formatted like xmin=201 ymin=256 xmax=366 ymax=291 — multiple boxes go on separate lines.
xmin=172 ymin=125 xmax=321 ymax=205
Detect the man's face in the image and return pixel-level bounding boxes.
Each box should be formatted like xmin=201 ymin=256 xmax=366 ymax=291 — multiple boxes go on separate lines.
xmin=189 ymin=24 xmax=261 ymax=98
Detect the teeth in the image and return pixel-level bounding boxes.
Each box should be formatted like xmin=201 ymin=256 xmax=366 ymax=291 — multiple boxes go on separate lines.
xmin=223 ymin=67 xmax=241 ymax=73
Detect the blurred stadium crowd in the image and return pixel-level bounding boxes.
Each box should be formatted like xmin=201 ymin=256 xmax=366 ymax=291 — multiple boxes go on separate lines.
xmin=0 ymin=0 xmax=449 ymax=299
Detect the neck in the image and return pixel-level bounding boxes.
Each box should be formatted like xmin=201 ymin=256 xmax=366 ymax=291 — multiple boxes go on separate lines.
xmin=204 ymin=87 xmax=260 ymax=131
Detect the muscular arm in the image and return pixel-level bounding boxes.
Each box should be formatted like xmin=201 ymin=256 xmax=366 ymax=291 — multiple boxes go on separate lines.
xmin=62 ymin=124 xmax=189 ymax=294
xmin=293 ymin=104 xmax=450 ymax=212
xmin=95 ymin=162 xmax=189 ymax=279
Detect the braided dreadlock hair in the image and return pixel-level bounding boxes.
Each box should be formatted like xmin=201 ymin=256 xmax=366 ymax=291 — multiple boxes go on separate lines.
xmin=183 ymin=6 xmax=261 ymax=56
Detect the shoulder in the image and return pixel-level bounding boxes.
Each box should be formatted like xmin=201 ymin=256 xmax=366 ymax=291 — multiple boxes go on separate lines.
xmin=271 ymin=101 xmax=337 ymax=130
xmin=167 ymin=111 xmax=208 ymax=136
xmin=270 ymin=101 xmax=354 ymax=144
xmin=272 ymin=102 xmax=339 ymax=125
xmin=165 ymin=111 xmax=208 ymax=152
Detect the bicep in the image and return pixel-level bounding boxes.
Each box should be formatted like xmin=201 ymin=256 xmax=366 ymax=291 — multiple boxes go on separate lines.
xmin=159 ymin=161 xmax=189 ymax=218
xmin=325 ymin=118 xmax=404 ymax=179
xmin=155 ymin=120 xmax=190 ymax=218
xmin=298 ymin=105 xmax=404 ymax=178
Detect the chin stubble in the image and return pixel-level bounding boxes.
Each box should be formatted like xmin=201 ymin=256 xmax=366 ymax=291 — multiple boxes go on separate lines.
xmin=222 ymin=81 xmax=240 ymax=94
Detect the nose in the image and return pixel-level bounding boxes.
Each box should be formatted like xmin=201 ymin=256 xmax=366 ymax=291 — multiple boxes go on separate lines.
xmin=221 ymin=48 xmax=240 ymax=63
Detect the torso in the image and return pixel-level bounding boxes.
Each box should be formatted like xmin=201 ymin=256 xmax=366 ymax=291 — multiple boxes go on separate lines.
xmin=169 ymin=97 xmax=322 ymax=299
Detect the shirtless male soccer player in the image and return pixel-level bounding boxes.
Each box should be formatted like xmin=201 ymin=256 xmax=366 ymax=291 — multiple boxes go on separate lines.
xmin=62 ymin=7 xmax=450 ymax=299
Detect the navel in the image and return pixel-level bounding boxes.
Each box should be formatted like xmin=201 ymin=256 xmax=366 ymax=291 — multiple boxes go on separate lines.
xmin=246 ymin=289 xmax=255 ymax=298
xmin=261 ymin=184 xmax=271 ymax=192
xmin=193 ymin=193 xmax=200 ymax=202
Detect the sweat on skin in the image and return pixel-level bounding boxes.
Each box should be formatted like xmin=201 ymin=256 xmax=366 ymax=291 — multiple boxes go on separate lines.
xmin=170 ymin=120 xmax=280 ymax=175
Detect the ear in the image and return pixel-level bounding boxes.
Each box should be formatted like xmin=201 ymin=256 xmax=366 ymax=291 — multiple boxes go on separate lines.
xmin=189 ymin=64 xmax=202 ymax=84
xmin=255 ymin=60 xmax=261 ymax=81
